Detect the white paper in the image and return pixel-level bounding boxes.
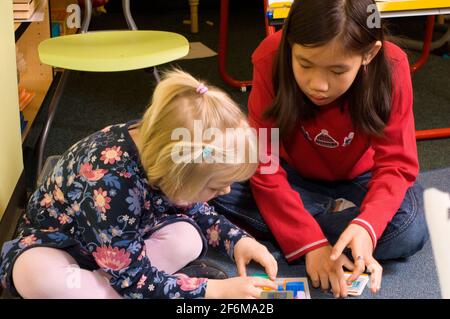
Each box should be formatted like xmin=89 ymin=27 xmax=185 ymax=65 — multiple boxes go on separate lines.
xmin=14 ymin=0 xmax=46 ymax=23
xmin=424 ymin=188 xmax=450 ymax=299
xmin=179 ymin=42 xmax=217 ymax=60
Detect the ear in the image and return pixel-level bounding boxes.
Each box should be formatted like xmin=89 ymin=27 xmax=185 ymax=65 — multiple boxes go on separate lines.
xmin=362 ymin=41 xmax=382 ymax=66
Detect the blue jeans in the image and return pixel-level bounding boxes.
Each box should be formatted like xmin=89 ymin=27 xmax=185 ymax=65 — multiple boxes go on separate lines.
xmin=210 ymin=161 xmax=429 ymax=261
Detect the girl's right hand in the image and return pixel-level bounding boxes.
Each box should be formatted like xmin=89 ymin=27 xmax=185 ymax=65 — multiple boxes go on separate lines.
xmin=205 ymin=276 xmax=277 ymax=299
xmin=305 ymin=245 xmax=355 ymax=298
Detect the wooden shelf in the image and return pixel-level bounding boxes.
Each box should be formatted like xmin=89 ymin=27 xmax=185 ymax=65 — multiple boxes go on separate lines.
xmin=14 ymin=0 xmax=48 ymax=23
xmin=14 ymin=0 xmax=48 ymax=41
xmin=20 ymin=77 xmax=52 ymax=143
xmin=14 ymin=22 xmax=30 ymax=41
xmin=15 ymin=0 xmax=53 ymax=143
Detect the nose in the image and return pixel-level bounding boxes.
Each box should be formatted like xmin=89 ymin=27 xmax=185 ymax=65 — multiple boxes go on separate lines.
xmin=309 ymin=71 xmax=329 ymax=93
xmin=218 ymin=186 xmax=231 ymax=196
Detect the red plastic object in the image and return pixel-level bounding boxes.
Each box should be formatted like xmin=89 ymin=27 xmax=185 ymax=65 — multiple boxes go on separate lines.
xmin=416 ymin=128 xmax=450 ymax=140
xmin=218 ymin=0 xmax=275 ymax=91
xmin=218 ymin=0 xmax=252 ymax=91
xmin=412 ymin=16 xmax=450 ymax=140
xmin=410 ymin=16 xmax=435 ymax=73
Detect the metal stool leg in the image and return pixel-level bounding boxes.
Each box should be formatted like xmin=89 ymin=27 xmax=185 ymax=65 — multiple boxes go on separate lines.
xmin=123 ymin=0 xmax=138 ymax=30
xmin=81 ymin=0 xmax=93 ymax=33
xmin=153 ymin=67 xmax=161 ymax=83
xmin=36 ymin=70 xmax=70 ymax=182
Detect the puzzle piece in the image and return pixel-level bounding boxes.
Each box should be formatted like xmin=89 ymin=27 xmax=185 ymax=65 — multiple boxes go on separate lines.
xmin=344 ymin=272 xmax=369 ymax=296
xmin=252 ymin=274 xmax=311 ymax=299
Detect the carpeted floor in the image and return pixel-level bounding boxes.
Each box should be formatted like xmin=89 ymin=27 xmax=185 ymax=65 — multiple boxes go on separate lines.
xmin=204 ymin=167 xmax=450 ymax=299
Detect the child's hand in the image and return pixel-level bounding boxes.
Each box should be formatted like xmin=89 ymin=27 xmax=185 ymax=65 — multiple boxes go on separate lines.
xmin=305 ymin=245 xmax=355 ymax=298
xmin=233 ymin=237 xmax=278 ymax=280
xmin=205 ymin=276 xmax=277 ymax=299
xmin=330 ymin=224 xmax=383 ymax=294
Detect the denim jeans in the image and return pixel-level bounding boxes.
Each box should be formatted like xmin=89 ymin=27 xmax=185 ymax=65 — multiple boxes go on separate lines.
xmin=210 ymin=161 xmax=429 ymax=261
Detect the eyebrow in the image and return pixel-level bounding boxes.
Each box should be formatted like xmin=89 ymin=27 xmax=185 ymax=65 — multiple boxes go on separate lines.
xmin=295 ymin=55 xmax=350 ymax=69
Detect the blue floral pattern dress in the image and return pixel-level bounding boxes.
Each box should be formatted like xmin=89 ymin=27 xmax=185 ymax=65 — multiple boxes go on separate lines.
xmin=0 ymin=121 xmax=248 ymax=299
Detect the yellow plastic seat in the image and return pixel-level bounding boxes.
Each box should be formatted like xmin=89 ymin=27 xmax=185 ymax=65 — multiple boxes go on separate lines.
xmin=38 ymin=30 xmax=189 ymax=72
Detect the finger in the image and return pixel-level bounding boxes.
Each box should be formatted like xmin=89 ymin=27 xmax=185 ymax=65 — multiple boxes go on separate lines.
xmin=309 ymin=272 xmax=320 ymax=289
xmin=257 ymin=254 xmax=278 ymax=281
xmin=251 ymin=287 xmax=263 ymax=299
xmin=367 ymin=260 xmax=383 ymax=294
xmin=336 ymin=266 xmax=348 ymax=298
xmin=341 ymin=255 xmax=355 ymax=272
xmin=348 ymin=254 xmax=365 ymax=282
xmin=319 ymin=272 xmax=330 ymax=292
xmin=329 ymin=273 xmax=341 ymax=298
xmin=264 ymin=257 xmax=278 ymax=281
xmin=331 ymin=234 xmax=351 ymax=261
xmin=236 ymin=258 xmax=247 ymax=277
xmin=252 ymin=277 xmax=278 ymax=290
xmin=272 ymin=258 xmax=279 ymax=279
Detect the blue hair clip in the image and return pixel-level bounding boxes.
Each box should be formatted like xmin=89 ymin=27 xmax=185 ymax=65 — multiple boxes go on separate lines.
xmin=202 ymin=146 xmax=213 ymax=158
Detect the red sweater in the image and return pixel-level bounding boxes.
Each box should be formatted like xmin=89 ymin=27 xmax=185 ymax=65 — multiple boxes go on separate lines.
xmin=249 ymin=31 xmax=418 ymax=262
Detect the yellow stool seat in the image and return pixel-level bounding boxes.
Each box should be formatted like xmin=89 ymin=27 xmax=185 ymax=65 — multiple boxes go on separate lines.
xmin=38 ymin=30 xmax=189 ymax=72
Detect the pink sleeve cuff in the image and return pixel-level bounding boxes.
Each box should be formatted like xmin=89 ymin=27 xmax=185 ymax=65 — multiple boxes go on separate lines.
xmin=285 ymin=239 xmax=329 ymax=262
xmin=351 ymin=218 xmax=377 ymax=249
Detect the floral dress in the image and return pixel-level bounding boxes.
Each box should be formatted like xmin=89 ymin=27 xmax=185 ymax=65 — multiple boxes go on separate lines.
xmin=0 ymin=121 xmax=248 ymax=299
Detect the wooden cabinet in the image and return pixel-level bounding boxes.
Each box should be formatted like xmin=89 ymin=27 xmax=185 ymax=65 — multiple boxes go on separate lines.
xmin=14 ymin=0 xmax=53 ymax=143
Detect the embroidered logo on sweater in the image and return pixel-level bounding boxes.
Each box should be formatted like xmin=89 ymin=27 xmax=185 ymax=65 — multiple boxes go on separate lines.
xmin=343 ymin=132 xmax=355 ymax=147
xmin=301 ymin=126 xmax=313 ymax=141
xmin=302 ymin=127 xmax=355 ymax=148
xmin=314 ymin=130 xmax=339 ymax=148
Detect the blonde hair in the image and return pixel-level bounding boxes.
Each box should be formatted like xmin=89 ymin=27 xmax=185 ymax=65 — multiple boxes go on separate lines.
xmin=137 ymin=69 xmax=257 ymax=203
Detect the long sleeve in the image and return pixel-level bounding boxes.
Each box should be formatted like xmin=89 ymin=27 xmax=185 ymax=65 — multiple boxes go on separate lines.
xmin=80 ymin=172 xmax=208 ymax=299
xmin=350 ymin=51 xmax=419 ymax=247
xmin=248 ymin=55 xmax=329 ymax=262
xmin=186 ymin=202 xmax=250 ymax=261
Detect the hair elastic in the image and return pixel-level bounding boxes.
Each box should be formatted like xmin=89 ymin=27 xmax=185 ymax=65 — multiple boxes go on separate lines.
xmin=196 ymin=83 xmax=208 ymax=94
xmin=202 ymin=146 xmax=213 ymax=158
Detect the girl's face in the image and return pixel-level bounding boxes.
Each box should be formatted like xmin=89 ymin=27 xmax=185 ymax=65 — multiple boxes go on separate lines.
xmin=291 ymin=38 xmax=364 ymax=106
xmin=173 ymin=179 xmax=232 ymax=207
xmin=196 ymin=179 xmax=232 ymax=203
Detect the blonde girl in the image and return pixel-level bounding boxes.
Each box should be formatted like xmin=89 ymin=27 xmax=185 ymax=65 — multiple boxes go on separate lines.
xmin=0 ymin=69 xmax=277 ymax=299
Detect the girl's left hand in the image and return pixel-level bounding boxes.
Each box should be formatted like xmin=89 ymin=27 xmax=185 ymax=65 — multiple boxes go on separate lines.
xmin=330 ymin=224 xmax=383 ymax=294
xmin=233 ymin=237 xmax=278 ymax=280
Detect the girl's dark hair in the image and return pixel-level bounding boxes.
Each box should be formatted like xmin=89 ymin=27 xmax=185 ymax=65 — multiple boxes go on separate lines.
xmin=265 ymin=0 xmax=392 ymax=138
